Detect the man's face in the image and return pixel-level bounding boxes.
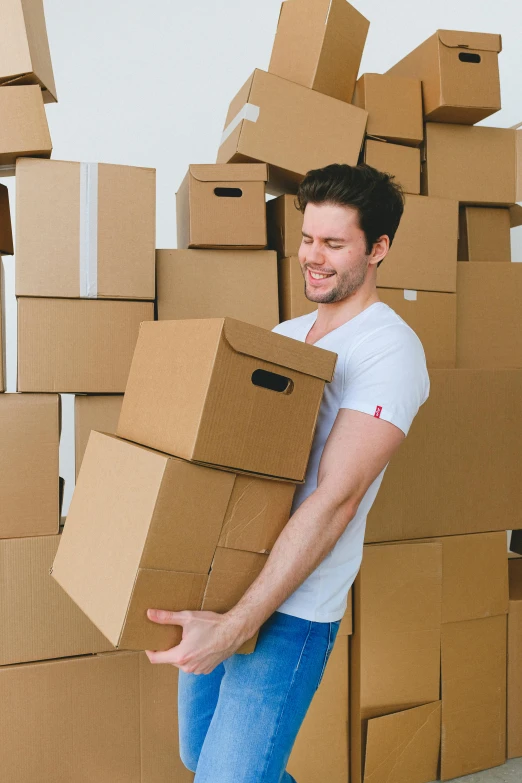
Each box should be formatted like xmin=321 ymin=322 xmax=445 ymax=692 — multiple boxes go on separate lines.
xmin=298 ymin=202 xmax=371 ymax=304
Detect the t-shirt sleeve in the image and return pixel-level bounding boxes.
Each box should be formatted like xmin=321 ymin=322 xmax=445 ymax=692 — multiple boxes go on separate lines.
xmin=341 ymin=324 xmax=430 ymax=436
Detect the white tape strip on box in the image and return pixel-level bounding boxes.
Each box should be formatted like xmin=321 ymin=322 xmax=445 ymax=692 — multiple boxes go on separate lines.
xmin=403 ymin=290 xmax=418 ymax=301
xmin=79 ymin=162 xmax=99 ymax=298
xmin=221 ymin=103 xmax=260 ymax=145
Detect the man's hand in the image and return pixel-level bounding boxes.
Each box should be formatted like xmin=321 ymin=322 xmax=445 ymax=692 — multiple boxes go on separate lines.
xmin=144 ymin=608 xmax=248 ymax=674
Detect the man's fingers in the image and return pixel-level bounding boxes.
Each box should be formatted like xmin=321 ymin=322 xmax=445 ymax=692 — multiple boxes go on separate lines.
xmin=145 ymin=648 xmax=182 ymax=665
xmin=147 ymin=608 xmax=189 ymax=625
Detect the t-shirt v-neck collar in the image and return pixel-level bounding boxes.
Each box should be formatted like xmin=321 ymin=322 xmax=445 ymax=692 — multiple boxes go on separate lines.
xmin=304 ymin=301 xmax=385 ymax=346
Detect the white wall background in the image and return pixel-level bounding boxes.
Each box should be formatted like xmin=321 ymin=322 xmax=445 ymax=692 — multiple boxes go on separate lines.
xmin=2 ymin=0 xmax=522 ymax=513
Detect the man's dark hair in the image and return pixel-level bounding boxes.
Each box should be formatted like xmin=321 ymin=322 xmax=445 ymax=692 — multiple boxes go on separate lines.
xmin=295 ymin=163 xmax=405 ymax=267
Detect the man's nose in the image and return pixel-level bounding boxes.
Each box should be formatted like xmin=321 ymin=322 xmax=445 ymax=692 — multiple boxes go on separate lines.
xmin=303 ymin=241 xmax=324 ymax=265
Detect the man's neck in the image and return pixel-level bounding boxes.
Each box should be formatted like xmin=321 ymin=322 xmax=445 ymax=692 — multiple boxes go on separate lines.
xmin=305 ymin=283 xmax=380 ymax=344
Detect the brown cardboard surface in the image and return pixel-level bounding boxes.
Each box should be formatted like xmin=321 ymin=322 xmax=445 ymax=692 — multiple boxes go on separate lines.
xmin=176 ymin=163 xmax=267 ymax=249
xmin=201 ymin=546 xmax=267 ymax=614
xmin=441 ymin=616 xmax=507 ymax=779
xmin=15 ymin=158 xmax=156 ymax=299
xmin=266 ymin=193 xmax=302 ymax=258
xmin=0 ymin=264 xmax=5 ymax=392
xmin=387 ymin=30 xmax=501 ymax=124
xmin=117 ymin=317 xmax=337 ymax=481
xmin=278 ymin=255 xmax=316 ymax=322
xmin=156 ymin=248 xmax=279 ymax=330
xmin=458 ymin=207 xmax=511 ymax=262
xmin=0 ymin=85 xmax=51 ymax=172
xmin=377 ymin=194 xmax=458 ymax=293
xmin=508 ymin=559 xmax=522 ymax=759
xmin=364 ymin=139 xmax=420 ymax=195
xmin=0 ymin=534 xmax=113 ymax=666
xmin=268 ymin=0 xmax=369 ymax=103
xmin=0 ymin=184 xmax=14 ymax=254
xmin=217 ymin=69 xmax=368 ymax=194
xmin=457 ymin=263 xmax=522 ymax=369
xmin=353 ymin=73 xmax=423 ymax=146
xmin=377 ymin=288 xmax=456 ymax=369
xmin=367 ymin=370 xmax=522 ymax=541
xmin=0 ymin=393 xmax=60 ymax=538
xmin=74 ymin=394 xmax=123 ymax=478
xmin=17 ymin=297 xmax=154 ymax=392
xmin=287 ymin=636 xmax=349 ymax=783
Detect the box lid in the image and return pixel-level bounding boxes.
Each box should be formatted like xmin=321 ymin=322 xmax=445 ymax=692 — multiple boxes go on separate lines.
xmin=437 ymin=29 xmax=502 ymax=53
xmin=189 ymin=163 xmax=268 ymax=183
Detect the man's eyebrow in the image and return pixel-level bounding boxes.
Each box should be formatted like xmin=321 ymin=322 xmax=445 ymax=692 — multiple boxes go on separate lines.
xmin=301 ymin=231 xmax=347 ymax=242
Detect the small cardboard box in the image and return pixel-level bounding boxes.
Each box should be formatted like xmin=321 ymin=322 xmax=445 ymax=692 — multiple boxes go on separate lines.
xmin=0 ymin=184 xmax=14 ymax=254
xmin=52 ymin=431 xmax=294 ymax=650
xmin=117 ymin=317 xmax=337 ymax=481
xmin=0 ymin=393 xmax=60 ymax=538
xmin=74 ymin=394 xmax=123 ymax=478
xmin=458 ymin=206 xmax=511 ymax=262
xmin=156 ymin=249 xmax=279 ymax=330
xmin=377 ymin=288 xmax=457 ymax=369
xmin=353 ymin=73 xmax=423 ymax=146
xmin=217 ymin=69 xmax=368 ymax=194
xmin=0 ymin=264 xmax=5 ymax=392
xmin=366 ymin=370 xmax=522 ymax=541
xmin=387 ymin=30 xmax=502 ymax=124
xmin=441 ymin=616 xmax=507 ymax=779
xmin=508 ymin=559 xmax=522 ymax=760
xmin=363 ymin=138 xmax=421 ymax=195
xmin=268 ymin=0 xmax=369 ymax=103
xmin=17 ymin=297 xmax=154 ymax=393
xmin=278 ymin=255 xmax=315 ymax=323
xmin=0 ymin=85 xmax=51 ymax=174
xmin=377 ymin=194 xmax=459 ymax=293
xmin=15 ymin=158 xmax=156 ymax=299
xmin=266 ymin=193 xmax=302 ymax=258
xmin=456 ymin=263 xmax=522 ymax=369
xmin=176 ymin=163 xmax=268 ymax=249
xmin=0 ymin=0 xmax=57 ymax=102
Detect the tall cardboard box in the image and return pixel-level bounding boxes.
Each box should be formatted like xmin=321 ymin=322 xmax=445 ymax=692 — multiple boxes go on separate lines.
xmin=278 ymin=255 xmax=315 ymax=322
xmin=217 ymin=69 xmax=368 ymax=194
xmin=0 ymin=393 xmax=60 ymax=538
xmin=268 ymin=0 xmax=369 ymax=103
xmin=74 ymin=394 xmax=123 ymax=477
xmin=156 ymin=249 xmax=279 ymax=330
xmin=266 ymin=194 xmax=302 ymax=258
xmin=0 ymin=0 xmax=57 ymax=102
xmin=387 ymin=30 xmax=502 ymax=124
xmin=0 ymin=184 xmax=14 ymax=254
xmin=15 ymin=158 xmax=156 ymax=299
xmin=363 ymin=139 xmax=421 ymax=195
xmin=117 ymin=317 xmax=337 ymax=481
xmin=353 ymin=73 xmax=423 ymax=145
xmin=17 ymin=297 xmax=154 ymax=393
xmin=508 ymin=559 xmax=522 ymax=759
xmin=176 ymin=163 xmax=268 ymax=249
xmin=458 ymin=206 xmax=511 ymax=262
xmin=0 ymin=85 xmax=51 ymax=173
xmin=0 ymin=263 xmax=5 ymax=392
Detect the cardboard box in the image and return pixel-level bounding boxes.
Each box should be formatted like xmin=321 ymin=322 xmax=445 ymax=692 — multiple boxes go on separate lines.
xmin=278 ymin=255 xmax=315 ymax=322
xmin=117 ymin=317 xmax=337 ymax=481
xmin=457 ymin=263 xmax=522 ymax=369
xmin=377 ymin=194 xmax=458 ymax=293
xmin=74 ymin=394 xmax=123 ymax=478
xmin=176 ymin=163 xmax=267 ymax=249
xmin=217 ymin=69 xmax=368 ymax=194
xmin=367 ymin=370 xmax=522 ymax=541
xmin=156 ymin=249 xmax=279 ymax=330
xmin=17 ymin=297 xmax=154 ymax=393
xmin=266 ymin=193 xmax=302 ymax=258
xmin=0 ymin=0 xmax=57 ymax=102
xmin=0 ymin=184 xmax=14 ymax=254
xmin=377 ymin=288 xmax=457 ymax=368
xmin=52 ymin=431 xmax=294 ymax=650
xmin=508 ymin=559 xmax=522 ymax=759
xmin=0 ymin=85 xmax=51 ymax=174
xmin=268 ymin=0 xmax=369 ymax=103
xmin=458 ymin=206 xmax=511 ymax=262
xmin=0 ymin=534 xmax=113 ymax=666
xmin=287 ymin=636 xmax=349 ymax=783
xmin=363 ymin=138 xmax=421 ymax=195
xmin=441 ymin=615 xmax=507 ymax=779
xmin=353 ymin=73 xmax=423 ymax=146
xmin=387 ymin=30 xmax=502 ymax=124
xmin=0 ymin=393 xmax=60 ymax=538
xmin=15 ymin=158 xmax=156 ymax=299
xmin=0 ymin=263 xmax=5 ymax=392
xmin=422 ymin=123 xmax=520 ymax=206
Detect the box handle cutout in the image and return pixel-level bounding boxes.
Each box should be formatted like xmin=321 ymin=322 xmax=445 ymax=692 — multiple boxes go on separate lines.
xmin=214 ymin=187 xmax=243 ymax=198
xmin=251 ymin=369 xmax=294 ymax=394
xmin=459 ymin=52 xmax=481 ymax=64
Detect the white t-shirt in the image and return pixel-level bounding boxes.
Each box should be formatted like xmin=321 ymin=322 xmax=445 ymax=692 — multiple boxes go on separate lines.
xmin=272 ymin=301 xmax=430 ymax=622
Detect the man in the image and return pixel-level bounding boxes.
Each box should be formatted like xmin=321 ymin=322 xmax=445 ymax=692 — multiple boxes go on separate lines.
xmin=145 ymin=163 xmax=430 ymax=782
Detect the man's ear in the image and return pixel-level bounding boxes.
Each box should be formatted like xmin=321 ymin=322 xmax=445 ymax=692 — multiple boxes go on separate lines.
xmin=369 ymin=235 xmax=390 ymax=268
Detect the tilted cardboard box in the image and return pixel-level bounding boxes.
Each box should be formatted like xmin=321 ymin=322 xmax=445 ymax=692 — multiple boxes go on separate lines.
xmin=117 ymin=318 xmax=337 ymax=481
xmin=277 ymin=255 xmax=315 ymax=323
xmin=458 ymin=206 xmax=511 ymax=262
xmin=217 ymin=69 xmax=368 ymax=194
xmin=508 ymin=559 xmax=522 ymax=760
xmin=74 ymin=394 xmax=123 ymax=477
xmin=0 ymin=0 xmax=57 ymax=102
xmin=266 ymin=193 xmax=302 ymax=259
xmin=156 ymin=249 xmax=279 ymax=330
xmin=387 ymin=30 xmax=502 ymax=124
xmin=353 ymin=73 xmax=423 ymax=146
xmin=268 ymin=0 xmax=369 ymax=103
xmin=0 ymin=184 xmax=14 ymax=254
xmin=363 ymin=138 xmax=421 ymax=195
xmin=0 ymin=393 xmax=60 ymax=538
xmin=17 ymin=297 xmax=154 ymax=393
xmin=15 ymin=158 xmax=156 ymax=299
xmin=0 ymin=85 xmax=51 ymax=174
xmin=176 ymin=163 xmax=268 ymax=249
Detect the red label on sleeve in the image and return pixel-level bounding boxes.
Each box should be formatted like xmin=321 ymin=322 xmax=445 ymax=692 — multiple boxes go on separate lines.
xmin=374 ymin=406 xmax=382 ymax=418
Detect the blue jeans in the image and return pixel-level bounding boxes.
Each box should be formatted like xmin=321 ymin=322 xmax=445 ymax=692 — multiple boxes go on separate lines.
xmin=178 ymin=611 xmax=341 ymax=782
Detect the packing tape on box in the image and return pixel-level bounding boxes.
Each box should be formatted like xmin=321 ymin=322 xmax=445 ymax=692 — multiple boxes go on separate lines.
xmin=220 ymin=103 xmax=260 ymax=145
xmin=404 ymin=290 xmax=418 ymax=301
xmin=79 ymin=162 xmax=99 ymax=298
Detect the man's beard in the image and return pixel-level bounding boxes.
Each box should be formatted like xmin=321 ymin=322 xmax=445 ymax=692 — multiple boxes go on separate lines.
xmin=302 ymin=257 xmax=369 ymax=304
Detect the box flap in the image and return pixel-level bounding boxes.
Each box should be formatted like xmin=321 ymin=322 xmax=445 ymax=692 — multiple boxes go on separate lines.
xmin=437 ymin=29 xmax=502 ymax=53
xmin=189 ymin=163 xmax=268 ymax=183
xmin=222 ymin=317 xmax=337 ymax=382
